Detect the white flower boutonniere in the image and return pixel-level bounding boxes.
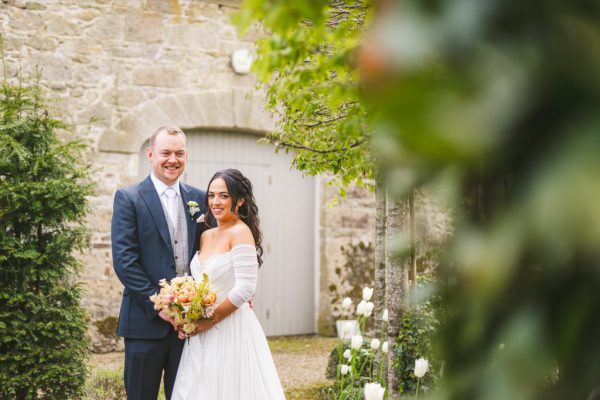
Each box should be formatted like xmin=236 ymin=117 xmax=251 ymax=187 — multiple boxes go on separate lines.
xmin=187 ymin=201 xmax=201 ymax=221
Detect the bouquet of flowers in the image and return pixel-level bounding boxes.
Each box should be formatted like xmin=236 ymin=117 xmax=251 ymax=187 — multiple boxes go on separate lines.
xmin=150 ymin=273 xmax=217 ymax=335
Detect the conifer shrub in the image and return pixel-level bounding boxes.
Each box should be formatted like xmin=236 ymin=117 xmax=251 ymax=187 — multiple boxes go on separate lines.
xmin=0 ymin=77 xmax=94 ymax=399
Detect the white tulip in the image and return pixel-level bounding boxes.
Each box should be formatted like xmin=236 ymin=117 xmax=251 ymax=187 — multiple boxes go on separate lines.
xmin=362 ymin=287 xmax=374 ymax=301
xmin=364 ymin=382 xmax=385 ymax=400
xmin=364 ymin=301 xmax=375 ymax=317
xmin=381 ymin=341 xmax=389 ymax=353
xmin=350 ymin=335 xmax=363 ymax=350
xmin=370 ymin=338 xmax=380 ymax=350
xmin=340 ymin=364 xmax=350 ymax=375
xmin=343 ymin=349 xmax=352 ymax=360
xmin=414 ymin=358 xmax=429 ymax=378
xmin=382 ymin=309 xmax=389 ymax=322
xmin=342 ymin=322 xmax=353 ymax=338
xmin=342 ymin=297 xmax=353 ymax=309
xmin=356 ymin=300 xmax=367 ymax=316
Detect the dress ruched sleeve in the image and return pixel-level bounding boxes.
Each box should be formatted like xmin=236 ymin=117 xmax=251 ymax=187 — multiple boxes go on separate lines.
xmin=228 ymin=244 xmax=258 ymax=308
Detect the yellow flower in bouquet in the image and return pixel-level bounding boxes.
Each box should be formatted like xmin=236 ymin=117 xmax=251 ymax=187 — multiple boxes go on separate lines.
xmin=149 ymin=273 xmax=217 ymax=334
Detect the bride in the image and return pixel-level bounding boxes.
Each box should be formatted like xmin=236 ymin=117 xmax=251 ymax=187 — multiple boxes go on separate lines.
xmin=171 ymin=169 xmax=286 ymax=400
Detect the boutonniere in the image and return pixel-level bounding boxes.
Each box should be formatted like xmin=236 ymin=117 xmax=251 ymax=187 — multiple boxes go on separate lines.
xmin=186 ymin=201 xmax=201 ymax=221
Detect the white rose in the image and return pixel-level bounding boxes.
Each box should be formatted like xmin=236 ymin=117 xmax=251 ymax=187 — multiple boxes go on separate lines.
xmin=350 ymin=335 xmax=363 ymax=350
xmin=364 ymin=382 xmax=385 ymax=400
xmin=340 ymin=364 xmax=350 ymax=375
xmin=356 ymin=300 xmax=367 ymax=316
xmin=414 ymin=357 xmax=429 ymax=378
xmin=381 ymin=341 xmax=389 ymax=353
xmin=370 ymin=338 xmax=380 ymax=351
xmin=342 ymin=297 xmax=352 ymax=309
xmin=362 ymin=287 xmax=373 ymax=301
xmin=343 ymin=349 xmax=352 ymax=360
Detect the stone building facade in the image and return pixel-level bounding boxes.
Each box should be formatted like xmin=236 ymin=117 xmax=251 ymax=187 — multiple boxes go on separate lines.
xmin=1 ymin=0 xmax=376 ymax=351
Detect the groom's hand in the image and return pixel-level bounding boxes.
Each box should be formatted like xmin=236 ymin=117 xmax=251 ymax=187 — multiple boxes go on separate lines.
xmin=158 ymin=310 xmax=178 ymax=330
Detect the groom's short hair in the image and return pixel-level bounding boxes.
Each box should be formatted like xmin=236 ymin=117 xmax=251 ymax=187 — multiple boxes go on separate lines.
xmin=149 ymin=126 xmax=187 ymax=148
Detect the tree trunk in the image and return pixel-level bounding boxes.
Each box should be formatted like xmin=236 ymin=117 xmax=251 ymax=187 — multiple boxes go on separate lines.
xmin=385 ymin=191 xmax=411 ymax=398
xmin=373 ymin=178 xmax=387 ymax=381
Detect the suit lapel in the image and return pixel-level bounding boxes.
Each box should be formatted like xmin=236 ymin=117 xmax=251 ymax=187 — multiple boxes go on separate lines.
xmin=139 ymin=176 xmax=174 ymax=257
xmin=179 ymin=183 xmax=197 ymax=260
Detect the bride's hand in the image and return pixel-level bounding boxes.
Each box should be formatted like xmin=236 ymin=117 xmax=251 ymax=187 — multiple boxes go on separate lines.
xmin=192 ymin=318 xmax=214 ymax=334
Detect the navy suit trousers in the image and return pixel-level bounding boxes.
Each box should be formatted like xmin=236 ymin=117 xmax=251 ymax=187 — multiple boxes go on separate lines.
xmin=124 ymin=330 xmax=184 ymax=400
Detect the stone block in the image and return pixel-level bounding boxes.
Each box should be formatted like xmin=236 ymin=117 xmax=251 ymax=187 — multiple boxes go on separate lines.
xmin=144 ymin=0 xmax=181 ymax=14
xmin=69 ymin=9 xmax=99 ymax=22
xmin=166 ymin=22 xmax=220 ymax=50
xmin=27 ymin=35 xmax=58 ymax=51
xmin=131 ymin=65 xmax=182 ymax=88
xmin=174 ymin=92 xmax=209 ymax=128
xmin=137 ymin=101 xmax=179 ymax=134
xmin=124 ymin=13 xmax=164 ymax=44
xmin=231 ymin=89 xmax=274 ymax=132
xmin=98 ymin=128 xmax=144 ymax=154
xmin=45 ymin=13 xmax=81 ymax=36
xmin=30 ymin=53 xmax=71 ymax=81
xmin=86 ymin=15 xmax=124 ymax=40
xmin=112 ymin=87 xmax=147 ymax=109
xmin=75 ymin=102 xmax=112 ymax=126
xmin=195 ymin=90 xmax=235 ymax=128
xmin=154 ymin=95 xmax=195 ymax=129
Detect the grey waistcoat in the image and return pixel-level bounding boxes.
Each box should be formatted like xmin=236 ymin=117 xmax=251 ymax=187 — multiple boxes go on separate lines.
xmin=162 ymin=195 xmax=190 ymax=276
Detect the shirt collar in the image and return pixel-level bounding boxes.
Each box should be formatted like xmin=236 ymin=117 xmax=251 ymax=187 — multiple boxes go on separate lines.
xmin=150 ymin=173 xmax=181 ymax=197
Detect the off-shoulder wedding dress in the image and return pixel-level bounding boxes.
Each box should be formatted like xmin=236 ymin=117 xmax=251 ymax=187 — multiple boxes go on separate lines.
xmin=171 ymin=244 xmax=286 ymax=400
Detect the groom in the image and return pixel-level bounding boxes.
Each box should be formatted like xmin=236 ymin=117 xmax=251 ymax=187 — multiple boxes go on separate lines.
xmin=111 ymin=126 xmax=206 ymax=400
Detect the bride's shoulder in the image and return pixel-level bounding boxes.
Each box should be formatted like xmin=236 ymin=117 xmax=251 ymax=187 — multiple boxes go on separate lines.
xmin=201 ymin=227 xmax=217 ymax=238
xmin=228 ymin=222 xmax=254 ymax=247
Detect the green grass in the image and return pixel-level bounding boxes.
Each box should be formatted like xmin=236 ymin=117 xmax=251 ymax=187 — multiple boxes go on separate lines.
xmin=286 ymin=381 xmax=332 ymax=400
xmin=268 ymin=334 xmax=338 ymax=354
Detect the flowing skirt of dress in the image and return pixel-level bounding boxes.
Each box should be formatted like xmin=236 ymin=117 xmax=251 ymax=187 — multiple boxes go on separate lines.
xmin=172 ymin=249 xmax=285 ymax=400
xmin=172 ymin=303 xmax=285 ymax=400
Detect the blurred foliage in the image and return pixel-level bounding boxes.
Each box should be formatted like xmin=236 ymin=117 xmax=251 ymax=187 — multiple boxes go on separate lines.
xmin=0 ymin=76 xmax=93 ymax=399
xmin=234 ymin=0 xmax=376 ymax=191
xmin=240 ymin=0 xmax=600 ymax=398
xmin=363 ymin=1 xmax=600 ymax=399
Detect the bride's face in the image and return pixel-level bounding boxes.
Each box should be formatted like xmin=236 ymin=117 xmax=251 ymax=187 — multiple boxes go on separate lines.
xmin=208 ymin=178 xmax=236 ymax=222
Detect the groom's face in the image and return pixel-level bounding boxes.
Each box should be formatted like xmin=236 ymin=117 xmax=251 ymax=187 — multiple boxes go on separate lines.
xmin=147 ymin=130 xmax=188 ymax=186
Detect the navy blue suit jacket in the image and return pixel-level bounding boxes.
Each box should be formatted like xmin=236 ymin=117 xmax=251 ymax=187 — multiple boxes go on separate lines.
xmin=111 ymin=176 xmax=206 ymax=339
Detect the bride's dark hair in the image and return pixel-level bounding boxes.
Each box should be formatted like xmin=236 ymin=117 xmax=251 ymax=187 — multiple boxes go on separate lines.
xmin=205 ymin=169 xmax=263 ymax=266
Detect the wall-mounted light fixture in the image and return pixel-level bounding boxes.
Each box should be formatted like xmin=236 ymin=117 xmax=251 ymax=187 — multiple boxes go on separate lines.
xmin=231 ymin=49 xmax=254 ymax=75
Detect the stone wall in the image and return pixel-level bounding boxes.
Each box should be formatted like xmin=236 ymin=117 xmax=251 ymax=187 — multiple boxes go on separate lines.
xmin=1 ymin=0 xmax=379 ymax=350
xmin=318 ymin=179 xmax=376 ymax=335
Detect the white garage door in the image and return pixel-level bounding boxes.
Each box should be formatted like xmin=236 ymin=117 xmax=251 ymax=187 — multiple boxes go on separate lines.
xmin=139 ymin=130 xmax=316 ymax=336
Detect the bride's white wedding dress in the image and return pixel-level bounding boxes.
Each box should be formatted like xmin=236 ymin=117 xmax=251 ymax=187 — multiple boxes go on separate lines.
xmin=171 ymin=244 xmax=286 ymax=400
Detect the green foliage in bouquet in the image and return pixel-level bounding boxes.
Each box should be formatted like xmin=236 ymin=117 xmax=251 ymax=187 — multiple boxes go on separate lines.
xmin=186 ymin=273 xmax=216 ymax=320
xmin=0 ymin=75 xmax=94 ymax=399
